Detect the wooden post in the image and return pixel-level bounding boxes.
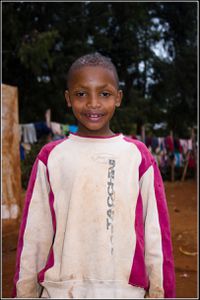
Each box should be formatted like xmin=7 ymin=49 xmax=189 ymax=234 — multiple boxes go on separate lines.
xmin=170 ymin=130 xmax=175 ymax=182
xmin=181 ymin=127 xmax=196 ymax=181
xmin=181 ymin=150 xmax=191 ymax=181
xmin=191 ymin=127 xmax=197 ymax=180
xmin=171 ymin=159 xmax=175 ymax=182
xmin=45 ymin=108 xmax=51 ymax=128
xmin=2 ymin=84 xmax=22 ymax=223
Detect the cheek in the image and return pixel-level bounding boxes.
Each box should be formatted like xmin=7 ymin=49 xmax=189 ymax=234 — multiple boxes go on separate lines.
xmin=71 ymin=100 xmax=83 ymax=110
xmin=71 ymin=102 xmax=85 ymax=119
xmin=107 ymin=101 xmax=117 ymax=112
xmin=71 ymin=105 xmax=81 ymax=115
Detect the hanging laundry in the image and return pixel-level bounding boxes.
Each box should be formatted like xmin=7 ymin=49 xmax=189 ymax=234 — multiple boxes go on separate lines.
xmin=69 ymin=124 xmax=78 ymax=133
xmin=165 ymin=135 xmax=174 ymax=153
xmin=52 ymin=134 xmax=65 ymax=141
xmin=61 ymin=124 xmax=70 ymax=136
xmin=21 ymin=123 xmax=37 ymax=144
xmin=20 ymin=144 xmax=25 ymax=160
xmin=174 ymin=152 xmax=183 ymax=167
xmin=145 ymin=136 xmax=152 ymax=148
xmin=188 ymin=152 xmax=196 ymax=169
xmin=34 ymin=121 xmax=52 ymax=140
xmin=188 ymin=139 xmax=193 ymax=150
xmin=174 ymin=138 xmax=183 ymax=153
xmin=158 ymin=137 xmax=166 ymax=152
xmin=45 ymin=109 xmax=51 ymax=128
xmin=179 ymin=139 xmax=189 ymax=155
xmin=50 ymin=122 xmax=62 ymax=135
xmin=151 ymin=136 xmax=159 ymax=152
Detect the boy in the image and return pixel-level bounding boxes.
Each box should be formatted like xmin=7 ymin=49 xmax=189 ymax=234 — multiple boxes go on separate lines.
xmin=13 ymin=53 xmax=175 ymax=298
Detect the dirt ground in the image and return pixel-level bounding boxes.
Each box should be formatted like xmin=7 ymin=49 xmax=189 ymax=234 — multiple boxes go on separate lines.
xmin=2 ymin=179 xmax=198 ymax=298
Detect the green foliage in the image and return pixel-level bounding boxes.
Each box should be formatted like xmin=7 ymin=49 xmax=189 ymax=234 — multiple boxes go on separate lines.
xmin=2 ymin=2 xmax=197 ymax=137
xmin=21 ymin=140 xmax=47 ymax=189
xmin=18 ymin=30 xmax=59 ymax=75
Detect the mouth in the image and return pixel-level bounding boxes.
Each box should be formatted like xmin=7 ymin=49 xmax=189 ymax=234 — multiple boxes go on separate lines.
xmin=84 ymin=112 xmax=105 ymax=122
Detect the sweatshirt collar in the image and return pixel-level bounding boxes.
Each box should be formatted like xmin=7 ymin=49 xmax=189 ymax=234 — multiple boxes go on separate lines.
xmin=68 ymin=132 xmax=123 ymax=143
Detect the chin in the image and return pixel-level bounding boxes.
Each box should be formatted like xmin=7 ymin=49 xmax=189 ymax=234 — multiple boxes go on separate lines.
xmin=81 ymin=124 xmax=107 ymax=134
xmin=82 ymin=122 xmax=105 ymax=131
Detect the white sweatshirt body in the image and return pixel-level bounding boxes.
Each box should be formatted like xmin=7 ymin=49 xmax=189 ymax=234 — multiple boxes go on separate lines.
xmin=13 ymin=133 xmax=175 ymax=298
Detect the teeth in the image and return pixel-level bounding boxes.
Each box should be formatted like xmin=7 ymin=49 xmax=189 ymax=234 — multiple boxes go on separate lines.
xmin=87 ymin=114 xmax=102 ymax=117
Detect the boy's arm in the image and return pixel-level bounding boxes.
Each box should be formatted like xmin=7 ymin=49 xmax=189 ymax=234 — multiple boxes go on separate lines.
xmin=140 ymin=158 xmax=176 ymax=298
xmin=12 ymin=157 xmax=54 ymax=298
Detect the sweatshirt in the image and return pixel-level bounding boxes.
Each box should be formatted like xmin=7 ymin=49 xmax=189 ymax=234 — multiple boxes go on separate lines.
xmin=13 ymin=133 xmax=175 ymax=298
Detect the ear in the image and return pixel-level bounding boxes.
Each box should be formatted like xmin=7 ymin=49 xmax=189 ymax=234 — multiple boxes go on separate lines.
xmin=115 ymin=90 xmax=123 ymax=107
xmin=65 ymin=90 xmax=72 ymax=107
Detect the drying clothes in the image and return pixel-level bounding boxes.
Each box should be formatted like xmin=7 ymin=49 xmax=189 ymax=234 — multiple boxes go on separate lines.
xmin=52 ymin=134 xmax=65 ymax=141
xmin=188 ymin=153 xmax=196 ymax=169
xmin=34 ymin=122 xmax=52 ymax=140
xmin=151 ymin=136 xmax=159 ymax=152
xmin=20 ymin=144 xmax=25 ymax=161
xmin=158 ymin=137 xmax=166 ymax=152
xmin=165 ymin=136 xmax=174 ymax=153
xmin=13 ymin=134 xmax=175 ymax=299
xmin=69 ymin=124 xmax=78 ymax=133
xmin=179 ymin=139 xmax=194 ymax=155
xmin=61 ymin=124 xmax=69 ymax=136
xmin=145 ymin=136 xmax=152 ymax=148
xmin=174 ymin=138 xmax=183 ymax=153
xmin=174 ymin=152 xmax=183 ymax=167
xmin=21 ymin=123 xmax=37 ymax=144
xmin=188 ymin=139 xmax=193 ymax=150
xmin=45 ymin=109 xmax=51 ymax=129
xmin=50 ymin=122 xmax=62 ymax=135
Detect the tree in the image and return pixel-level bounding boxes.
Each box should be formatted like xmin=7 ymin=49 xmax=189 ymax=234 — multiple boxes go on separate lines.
xmin=149 ymin=2 xmax=197 ymax=137
xmin=2 ymin=2 xmax=197 ymax=137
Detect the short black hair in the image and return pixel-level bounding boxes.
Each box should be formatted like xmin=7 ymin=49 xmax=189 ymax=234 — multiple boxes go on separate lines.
xmin=66 ymin=52 xmax=119 ymax=88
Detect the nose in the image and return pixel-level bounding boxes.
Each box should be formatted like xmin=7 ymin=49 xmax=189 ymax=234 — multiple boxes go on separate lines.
xmin=86 ymin=94 xmax=101 ymax=109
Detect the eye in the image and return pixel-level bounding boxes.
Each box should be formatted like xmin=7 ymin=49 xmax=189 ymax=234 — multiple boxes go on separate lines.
xmin=75 ymin=91 xmax=87 ymax=97
xmin=100 ymin=91 xmax=111 ymax=97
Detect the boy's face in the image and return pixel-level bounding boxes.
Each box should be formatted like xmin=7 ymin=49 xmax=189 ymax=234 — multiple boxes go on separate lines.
xmin=65 ymin=66 xmax=122 ymax=136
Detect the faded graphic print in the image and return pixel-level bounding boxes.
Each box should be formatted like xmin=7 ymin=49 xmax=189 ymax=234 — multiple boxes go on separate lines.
xmin=106 ymin=159 xmax=116 ymax=255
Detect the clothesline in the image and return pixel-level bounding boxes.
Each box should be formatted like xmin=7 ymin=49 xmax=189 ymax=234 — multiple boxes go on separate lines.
xmin=19 ymin=121 xmax=78 ymax=144
xmin=127 ymin=134 xmax=196 ymax=171
xmin=20 ymin=122 xmax=195 ymax=155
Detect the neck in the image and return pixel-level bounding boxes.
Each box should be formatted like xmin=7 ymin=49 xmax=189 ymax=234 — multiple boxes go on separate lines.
xmin=77 ymin=125 xmax=114 ymax=137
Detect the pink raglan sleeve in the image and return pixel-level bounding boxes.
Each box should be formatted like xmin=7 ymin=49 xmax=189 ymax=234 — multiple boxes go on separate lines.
xmin=139 ymin=144 xmax=176 ymax=298
xmin=12 ymin=156 xmax=54 ymax=298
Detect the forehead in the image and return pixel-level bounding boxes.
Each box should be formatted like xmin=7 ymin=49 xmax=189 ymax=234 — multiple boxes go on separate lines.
xmin=68 ymin=65 xmax=118 ymax=88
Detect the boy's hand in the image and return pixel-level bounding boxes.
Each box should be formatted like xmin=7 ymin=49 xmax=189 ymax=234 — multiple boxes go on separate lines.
xmin=145 ymin=289 xmax=164 ymax=298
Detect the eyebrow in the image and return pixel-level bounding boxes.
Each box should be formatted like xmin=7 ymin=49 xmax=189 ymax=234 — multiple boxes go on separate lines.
xmin=72 ymin=84 xmax=116 ymax=90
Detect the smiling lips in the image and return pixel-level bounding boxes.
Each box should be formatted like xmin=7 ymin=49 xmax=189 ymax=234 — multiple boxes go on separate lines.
xmin=84 ymin=112 xmax=105 ymax=122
